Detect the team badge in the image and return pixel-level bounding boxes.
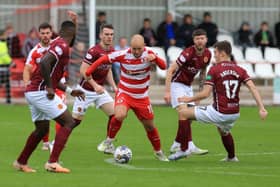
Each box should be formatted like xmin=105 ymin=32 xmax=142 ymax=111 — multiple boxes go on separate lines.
xmin=77 ymin=107 xmax=82 ymax=113
xmin=57 ymin=104 xmax=64 ymax=110
xmin=204 ymin=56 xmax=209 ymax=63
xmin=206 ymin=75 xmax=212 ymax=80
xmin=179 ymin=55 xmax=186 ymax=62
xmin=86 ymin=53 xmax=92 ymax=59
xmin=55 ymin=46 xmax=63 ymax=56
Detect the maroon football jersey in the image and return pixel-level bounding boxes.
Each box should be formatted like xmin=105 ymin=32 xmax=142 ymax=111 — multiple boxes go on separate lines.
xmin=80 ymin=44 xmax=114 ymax=91
xmin=172 ymin=46 xmax=211 ymax=85
xmin=205 ymin=61 xmax=251 ymax=114
xmin=26 ymin=37 xmax=70 ymax=92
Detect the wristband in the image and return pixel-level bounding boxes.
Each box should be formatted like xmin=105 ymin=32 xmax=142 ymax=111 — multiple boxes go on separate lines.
xmin=66 ymin=87 xmax=73 ymax=94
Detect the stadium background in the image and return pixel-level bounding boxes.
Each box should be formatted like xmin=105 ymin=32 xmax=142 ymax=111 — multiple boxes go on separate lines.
xmin=0 ymin=0 xmax=279 ymax=105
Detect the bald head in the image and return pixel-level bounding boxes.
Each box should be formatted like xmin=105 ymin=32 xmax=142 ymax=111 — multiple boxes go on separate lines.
xmin=130 ymin=34 xmax=145 ymax=58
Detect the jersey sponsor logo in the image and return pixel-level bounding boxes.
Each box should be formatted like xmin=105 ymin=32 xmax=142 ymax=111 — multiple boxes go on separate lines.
xmin=179 ymin=55 xmax=186 ymax=62
xmin=86 ymin=53 xmax=92 ymax=59
xmin=55 ymin=46 xmax=63 ymax=56
xmin=206 ymin=75 xmax=212 ymax=80
xmin=204 ymin=56 xmax=209 ymax=63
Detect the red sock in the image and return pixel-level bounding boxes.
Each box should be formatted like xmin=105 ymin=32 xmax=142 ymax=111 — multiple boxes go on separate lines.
xmin=147 ymin=127 xmax=161 ymax=152
xmin=106 ymin=115 xmax=113 ymax=136
xmin=221 ymin=133 xmax=235 ymax=158
xmin=187 ymin=121 xmax=192 ymax=142
xmin=17 ymin=132 xmax=42 ymax=165
xmin=108 ymin=116 xmax=122 ymax=139
xmin=55 ymin=122 xmax=61 ymax=134
xmin=175 ymin=120 xmax=192 ymax=142
xmin=42 ymin=131 xmax=49 ymax=143
xmin=49 ymin=127 xmax=72 ymax=163
xmin=177 ymin=120 xmax=190 ymax=151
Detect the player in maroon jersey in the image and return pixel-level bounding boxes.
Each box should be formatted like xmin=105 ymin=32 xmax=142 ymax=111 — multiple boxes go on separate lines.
xmin=85 ymin=34 xmax=169 ymax=161
xmin=72 ymin=24 xmax=117 ymax=153
xmin=164 ymin=29 xmax=210 ymax=155
xmin=13 ymin=20 xmax=85 ymax=173
xmin=168 ymin=40 xmax=268 ymax=161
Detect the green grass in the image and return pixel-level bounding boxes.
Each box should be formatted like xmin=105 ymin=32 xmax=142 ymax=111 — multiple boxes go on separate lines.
xmin=0 ymin=104 xmax=279 ymax=187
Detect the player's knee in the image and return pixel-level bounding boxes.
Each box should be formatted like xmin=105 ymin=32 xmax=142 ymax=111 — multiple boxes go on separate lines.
xmin=35 ymin=126 xmax=49 ymax=138
xmin=178 ymin=109 xmax=188 ymax=120
xmin=114 ymin=112 xmax=126 ymax=122
xmin=63 ymin=117 xmax=76 ymax=129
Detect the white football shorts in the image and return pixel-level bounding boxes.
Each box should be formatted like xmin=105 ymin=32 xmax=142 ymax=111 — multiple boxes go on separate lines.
xmin=25 ymin=90 xmax=67 ymax=122
xmin=171 ymin=82 xmax=195 ymax=108
xmin=194 ymin=105 xmax=240 ymax=133
xmin=72 ymin=85 xmax=114 ymax=116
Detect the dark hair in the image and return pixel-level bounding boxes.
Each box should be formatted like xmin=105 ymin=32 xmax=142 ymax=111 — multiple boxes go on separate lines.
xmin=143 ymin=18 xmax=151 ymax=22
xmin=203 ymin=11 xmax=211 ymax=17
xmin=213 ymin=41 xmax=232 ymax=56
xmin=60 ymin=21 xmax=75 ymax=30
xmin=184 ymin=14 xmax=192 ymax=19
xmin=98 ymin=11 xmax=106 ymax=17
xmin=38 ymin=22 xmax=52 ymax=31
xmin=100 ymin=23 xmax=114 ymax=32
xmin=192 ymin=29 xmax=207 ymax=38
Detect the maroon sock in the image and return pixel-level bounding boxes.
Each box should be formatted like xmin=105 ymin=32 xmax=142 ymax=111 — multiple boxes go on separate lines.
xmin=221 ymin=133 xmax=235 ymax=158
xmin=187 ymin=120 xmax=192 ymax=142
xmin=49 ymin=127 xmax=72 ymax=163
xmin=17 ymin=131 xmax=42 ymax=165
xmin=106 ymin=115 xmax=113 ymax=137
xmin=108 ymin=116 xmax=122 ymax=139
xmin=177 ymin=120 xmax=190 ymax=151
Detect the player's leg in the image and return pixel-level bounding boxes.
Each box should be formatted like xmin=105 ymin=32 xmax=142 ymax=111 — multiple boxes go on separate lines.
xmin=14 ymin=120 xmax=50 ymax=172
xmin=41 ymin=130 xmax=50 ymax=151
xmin=168 ymin=106 xmax=196 ymax=161
xmin=217 ymin=127 xmax=238 ymax=162
xmin=133 ymin=99 xmax=168 ymax=161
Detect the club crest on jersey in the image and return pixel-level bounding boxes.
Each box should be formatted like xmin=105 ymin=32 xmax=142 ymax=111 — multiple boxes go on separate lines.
xmin=204 ymin=56 xmax=208 ymax=63
xmin=57 ymin=104 xmax=64 ymax=110
xmin=86 ymin=53 xmax=92 ymax=59
xmin=179 ymin=55 xmax=186 ymax=62
xmin=55 ymin=46 xmax=63 ymax=56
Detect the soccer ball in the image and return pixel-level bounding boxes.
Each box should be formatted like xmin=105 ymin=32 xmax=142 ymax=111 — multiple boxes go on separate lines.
xmin=114 ymin=145 xmax=132 ymax=164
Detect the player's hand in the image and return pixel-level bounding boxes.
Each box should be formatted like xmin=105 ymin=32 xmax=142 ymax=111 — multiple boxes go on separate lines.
xmin=145 ymin=54 xmax=156 ymax=62
xmin=113 ymin=86 xmax=118 ymax=93
xmin=259 ymin=108 xmax=268 ymax=120
xmin=67 ymin=10 xmax=78 ymax=23
xmin=46 ymin=87 xmax=55 ymax=100
xmin=71 ymin=89 xmax=85 ymax=101
xmin=178 ymin=96 xmax=191 ymax=103
xmin=94 ymin=84 xmax=105 ymax=94
xmin=164 ymin=91 xmax=171 ymax=104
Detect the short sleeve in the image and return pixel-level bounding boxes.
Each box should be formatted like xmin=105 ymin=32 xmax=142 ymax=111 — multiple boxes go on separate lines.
xmin=49 ymin=44 xmax=66 ymax=61
xmin=176 ymin=49 xmax=192 ymax=66
xmin=83 ymin=49 xmax=95 ymax=65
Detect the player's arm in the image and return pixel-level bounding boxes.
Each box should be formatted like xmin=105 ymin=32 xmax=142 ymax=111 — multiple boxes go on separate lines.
xmin=198 ymin=67 xmax=207 ymax=91
xmin=178 ymin=84 xmax=212 ymax=103
xmin=245 ymin=80 xmax=268 ymax=120
xmin=85 ymin=55 xmax=110 ymax=76
xmin=148 ymin=54 xmax=166 ymax=70
xmin=40 ymin=52 xmax=56 ymax=99
xmin=67 ymin=10 xmax=78 ymax=27
xmin=23 ymin=64 xmax=32 ymax=87
xmin=57 ymin=82 xmax=85 ymax=101
xmin=106 ymin=68 xmax=118 ymax=93
xmin=81 ymin=61 xmax=105 ymax=94
xmin=164 ymin=61 xmax=178 ymax=104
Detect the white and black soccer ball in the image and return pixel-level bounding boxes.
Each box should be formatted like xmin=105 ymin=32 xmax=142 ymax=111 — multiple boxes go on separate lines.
xmin=114 ymin=145 xmax=132 ymax=164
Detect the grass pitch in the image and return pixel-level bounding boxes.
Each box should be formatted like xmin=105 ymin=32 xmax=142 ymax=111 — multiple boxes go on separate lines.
xmin=0 ymin=104 xmax=279 ymax=187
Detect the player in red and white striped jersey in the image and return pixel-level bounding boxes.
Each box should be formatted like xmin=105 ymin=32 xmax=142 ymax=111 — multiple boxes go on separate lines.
xmin=86 ymin=34 xmax=169 ymax=161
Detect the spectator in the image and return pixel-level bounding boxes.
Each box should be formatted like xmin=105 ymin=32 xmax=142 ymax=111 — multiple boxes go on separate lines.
xmin=254 ymin=21 xmax=274 ymax=56
xmin=274 ymin=21 xmax=280 ymax=48
xmin=237 ymin=22 xmax=253 ymax=55
xmin=95 ymin=11 xmax=106 ymax=43
xmin=113 ymin=37 xmax=129 ymax=84
xmin=22 ymin=27 xmax=39 ymax=58
xmin=176 ymin=14 xmax=195 ymax=48
xmin=139 ymin=18 xmax=157 ymax=46
xmin=197 ymin=12 xmax=218 ymax=47
xmin=156 ymin=12 xmax=179 ymax=51
xmin=5 ymin=24 xmax=22 ymax=57
xmin=0 ymin=29 xmax=12 ymax=104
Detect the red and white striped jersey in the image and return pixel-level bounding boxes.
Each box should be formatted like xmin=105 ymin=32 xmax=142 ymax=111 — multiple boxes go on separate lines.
xmin=108 ymin=47 xmax=163 ymax=99
xmin=25 ymin=42 xmax=49 ymax=72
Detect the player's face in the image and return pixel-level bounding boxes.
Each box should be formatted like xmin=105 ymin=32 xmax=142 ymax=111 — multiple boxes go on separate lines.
xmin=131 ymin=45 xmax=144 ymax=58
xmin=39 ymin=28 xmax=52 ymax=46
xmin=193 ymin=35 xmax=207 ymax=50
xmin=100 ymin=28 xmax=114 ymax=46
